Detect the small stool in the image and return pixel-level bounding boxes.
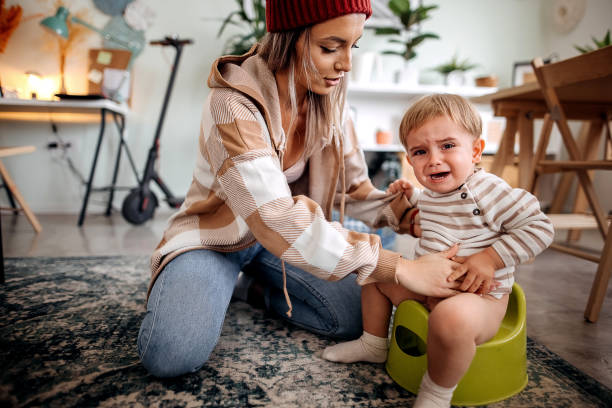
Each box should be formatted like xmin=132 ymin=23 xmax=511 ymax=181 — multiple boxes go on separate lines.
xmin=386 ymin=283 xmax=527 ymax=406
xmin=0 ymin=146 xmax=42 ymax=233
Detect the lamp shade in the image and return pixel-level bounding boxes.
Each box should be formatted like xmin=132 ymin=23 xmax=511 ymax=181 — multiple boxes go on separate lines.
xmin=40 ymin=6 xmax=70 ymax=39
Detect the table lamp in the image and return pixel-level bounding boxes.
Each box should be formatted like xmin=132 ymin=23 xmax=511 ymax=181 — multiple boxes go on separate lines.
xmin=40 ymin=6 xmax=141 ymax=100
xmin=40 ymin=6 xmax=142 ymax=60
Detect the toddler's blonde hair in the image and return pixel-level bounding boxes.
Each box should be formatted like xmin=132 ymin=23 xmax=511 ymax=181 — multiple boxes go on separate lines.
xmin=399 ymin=93 xmax=482 ymax=147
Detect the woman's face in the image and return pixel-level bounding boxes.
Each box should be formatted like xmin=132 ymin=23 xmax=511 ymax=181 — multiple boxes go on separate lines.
xmin=294 ymin=13 xmax=366 ymax=96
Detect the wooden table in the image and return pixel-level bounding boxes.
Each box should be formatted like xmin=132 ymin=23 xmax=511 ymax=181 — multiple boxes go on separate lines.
xmin=471 ymin=80 xmax=612 ymax=191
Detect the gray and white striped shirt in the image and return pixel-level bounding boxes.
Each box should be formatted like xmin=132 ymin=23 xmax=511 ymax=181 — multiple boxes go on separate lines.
xmin=409 ymin=168 xmax=554 ymax=298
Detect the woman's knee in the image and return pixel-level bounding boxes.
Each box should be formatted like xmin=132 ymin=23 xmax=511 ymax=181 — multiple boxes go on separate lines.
xmin=138 ymin=317 xmax=215 ymax=378
xmin=137 ymin=250 xmax=239 ymax=378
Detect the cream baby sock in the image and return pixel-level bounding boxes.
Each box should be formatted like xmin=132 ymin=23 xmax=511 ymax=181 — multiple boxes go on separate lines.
xmin=413 ymin=370 xmax=457 ymax=408
xmin=321 ymin=331 xmax=388 ymax=363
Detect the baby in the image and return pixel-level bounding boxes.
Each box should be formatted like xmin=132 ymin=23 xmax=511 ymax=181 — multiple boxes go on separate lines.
xmin=321 ymin=94 xmax=554 ymax=408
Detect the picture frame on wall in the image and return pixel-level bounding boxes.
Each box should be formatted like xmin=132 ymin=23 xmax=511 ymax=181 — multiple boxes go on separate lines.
xmin=512 ymin=61 xmax=536 ymax=87
xmin=512 ymin=54 xmax=559 ymax=86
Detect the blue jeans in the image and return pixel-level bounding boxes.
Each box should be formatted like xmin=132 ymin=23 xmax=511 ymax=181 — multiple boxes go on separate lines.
xmin=137 ymin=244 xmax=363 ymax=378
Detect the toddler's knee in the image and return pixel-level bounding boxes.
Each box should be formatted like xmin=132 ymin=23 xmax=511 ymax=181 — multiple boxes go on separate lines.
xmin=429 ymin=304 xmax=474 ymax=342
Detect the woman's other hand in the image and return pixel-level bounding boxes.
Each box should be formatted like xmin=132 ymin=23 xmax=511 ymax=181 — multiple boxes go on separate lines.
xmin=395 ymin=244 xmax=465 ymax=298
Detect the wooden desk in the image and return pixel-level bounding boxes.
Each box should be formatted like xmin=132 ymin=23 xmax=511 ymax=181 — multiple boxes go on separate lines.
xmin=0 ymin=98 xmax=140 ymax=226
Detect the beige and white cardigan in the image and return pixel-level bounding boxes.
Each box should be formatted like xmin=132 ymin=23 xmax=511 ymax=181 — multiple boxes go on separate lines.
xmin=148 ymin=49 xmax=413 ymax=298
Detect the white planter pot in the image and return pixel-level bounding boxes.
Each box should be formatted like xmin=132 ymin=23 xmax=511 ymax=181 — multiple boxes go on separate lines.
xmin=394 ymin=61 xmax=419 ymax=86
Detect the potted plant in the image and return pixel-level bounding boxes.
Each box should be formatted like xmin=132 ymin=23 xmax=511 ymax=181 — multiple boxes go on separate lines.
xmin=574 ymin=29 xmax=611 ymax=54
xmin=217 ymin=0 xmax=266 ymax=56
xmin=374 ymin=0 xmax=439 ymax=85
xmin=431 ymin=53 xmax=478 ymax=86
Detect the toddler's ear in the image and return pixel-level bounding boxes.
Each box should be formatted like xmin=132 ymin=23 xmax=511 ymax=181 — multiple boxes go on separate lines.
xmin=404 ymin=152 xmax=412 ymax=166
xmin=472 ymin=138 xmax=485 ymax=163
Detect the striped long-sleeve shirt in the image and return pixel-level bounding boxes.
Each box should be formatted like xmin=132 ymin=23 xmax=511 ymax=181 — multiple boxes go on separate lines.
xmin=409 ymin=168 xmax=554 ymax=297
xmin=147 ymin=48 xmax=414 ymax=299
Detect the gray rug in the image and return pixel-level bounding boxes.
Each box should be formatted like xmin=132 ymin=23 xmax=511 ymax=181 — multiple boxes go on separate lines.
xmin=1 ymin=256 xmax=611 ymax=407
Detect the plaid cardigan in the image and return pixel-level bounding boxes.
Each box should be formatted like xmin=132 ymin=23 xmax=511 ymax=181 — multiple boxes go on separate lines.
xmin=148 ymin=49 xmax=413 ymax=297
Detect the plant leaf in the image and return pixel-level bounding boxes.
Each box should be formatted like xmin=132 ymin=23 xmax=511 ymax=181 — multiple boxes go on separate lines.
xmin=217 ymin=11 xmax=240 ymax=37
xmin=375 ymin=27 xmax=401 ymax=35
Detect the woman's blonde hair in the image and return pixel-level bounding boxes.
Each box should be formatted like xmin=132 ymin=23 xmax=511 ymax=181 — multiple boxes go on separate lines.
xmin=399 ymin=93 xmax=482 ymax=147
xmin=258 ymin=29 xmax=347 ymax=157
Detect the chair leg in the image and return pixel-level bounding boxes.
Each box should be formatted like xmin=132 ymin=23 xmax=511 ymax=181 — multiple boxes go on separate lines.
xmin=584 ymin=220 xmax=612 ymax=323
xmin=568 ymin=119 xmax=604 ymax=241
xmin=0 ymin=160 xmax=42 ymax=233
xmin=528 ymin=114 xmax=553 ymax=194
xmin=0 ymin=211 xmax=4 ymax=284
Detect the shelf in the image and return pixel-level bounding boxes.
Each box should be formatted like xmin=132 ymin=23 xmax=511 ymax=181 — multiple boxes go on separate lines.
xmin=347 ymin=83 xmax=498 ymax=99
xmin=361 ymin=144 xmax=405 ymax=153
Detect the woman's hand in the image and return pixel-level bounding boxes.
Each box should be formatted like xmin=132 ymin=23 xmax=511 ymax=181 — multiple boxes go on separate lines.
xmin=395 ymin=244 xmax=465 ymax=298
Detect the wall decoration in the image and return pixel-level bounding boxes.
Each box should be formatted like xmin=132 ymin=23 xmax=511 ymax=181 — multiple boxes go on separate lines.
xmin=0 ymin=0 xmax=22 ymax=53
xmin=552 ymin=0 xmax=586 ymax=33
xmin=93 ymin=0 xmax=133 ymax=17
xmin=123 ymin=0 xmax=155 ymax=32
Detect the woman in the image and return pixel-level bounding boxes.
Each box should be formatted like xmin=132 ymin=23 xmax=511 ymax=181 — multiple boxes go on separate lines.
xmin=138 ymin=0 xmax=463 ymax=378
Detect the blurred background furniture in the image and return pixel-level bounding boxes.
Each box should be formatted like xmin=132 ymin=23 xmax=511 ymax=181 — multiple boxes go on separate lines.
xmin=0 ymin=98 xmax=137 ymax=226
xmin=0 ymin=145 xmax=42 ymax=233
xmin=475 ymin=46 xmax=612 ymax=322
xmin=530 ymin=46 xmax=612 ymax=323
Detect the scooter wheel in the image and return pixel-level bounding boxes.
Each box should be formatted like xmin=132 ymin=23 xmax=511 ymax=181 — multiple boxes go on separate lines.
xmin=122 ymin=189 xmax=158 ymax=225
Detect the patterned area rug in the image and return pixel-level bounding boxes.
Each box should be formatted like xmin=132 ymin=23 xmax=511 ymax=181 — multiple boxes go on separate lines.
xmin=1 ymin=256 xmax=611 ymax=407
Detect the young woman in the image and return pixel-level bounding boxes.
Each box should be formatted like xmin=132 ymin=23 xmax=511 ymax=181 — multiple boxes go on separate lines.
xmin=137 ymin=0 xmax=464 ymax=378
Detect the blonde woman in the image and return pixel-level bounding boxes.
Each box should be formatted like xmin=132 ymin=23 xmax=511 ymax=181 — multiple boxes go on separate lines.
xmin=138 ymin=0 xmax=463 ymax=378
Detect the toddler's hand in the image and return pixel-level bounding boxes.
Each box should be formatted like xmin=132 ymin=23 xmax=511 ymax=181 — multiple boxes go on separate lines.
xmin=447 ymin=249 xmax=503 ymax=295
xmin=386 ymin=178 xmax=413 ymax=198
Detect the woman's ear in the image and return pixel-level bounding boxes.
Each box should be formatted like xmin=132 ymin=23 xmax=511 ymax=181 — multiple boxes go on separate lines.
xmin=472 ymin=138 xmax=485 ymax=163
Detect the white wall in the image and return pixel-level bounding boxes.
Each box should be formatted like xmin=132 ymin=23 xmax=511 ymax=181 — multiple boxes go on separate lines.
xmin=1 ymin=0 xmax=611 ymax=214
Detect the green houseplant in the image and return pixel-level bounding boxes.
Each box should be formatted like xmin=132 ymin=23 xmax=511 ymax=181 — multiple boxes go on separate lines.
xmin=375 ymin=0 xmax=439 ymax=61
xmin=217 ymin=0 xmax=266 ymax=56
xmin=432 ymin=53 xmax=478 ymax=85
xmin=574 ymin=29 xmax=611 ymax=54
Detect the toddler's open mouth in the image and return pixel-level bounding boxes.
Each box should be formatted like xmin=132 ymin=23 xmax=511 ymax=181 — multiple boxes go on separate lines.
xmin=430 ymin=172 xmax=450 ymax=181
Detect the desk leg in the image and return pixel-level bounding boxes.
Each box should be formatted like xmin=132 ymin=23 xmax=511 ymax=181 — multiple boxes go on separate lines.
xmin=106 ymin=112 xmax=125 ymax=216
xmin=518 ymin=113 xmax=534 ymax=190
xmin=491 ymin=117 xmax=517 ymax=177
xmin=78 ymin=108 xmax=107 ymax=226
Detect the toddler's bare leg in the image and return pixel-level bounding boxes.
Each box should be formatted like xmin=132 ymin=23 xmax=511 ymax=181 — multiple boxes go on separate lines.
xmin=415 ymin=293 xmax=508 ymax=407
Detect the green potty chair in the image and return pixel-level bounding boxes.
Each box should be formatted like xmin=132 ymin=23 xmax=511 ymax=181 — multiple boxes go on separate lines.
xmin=386 ymin=283 xmax=528 ymax=406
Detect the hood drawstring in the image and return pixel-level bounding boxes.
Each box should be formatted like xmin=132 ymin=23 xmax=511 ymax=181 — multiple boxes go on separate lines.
xmin=338 ymin=126 xmax=346 ymax=226
xmin=281 ymin=260 xmax=293 ymax=317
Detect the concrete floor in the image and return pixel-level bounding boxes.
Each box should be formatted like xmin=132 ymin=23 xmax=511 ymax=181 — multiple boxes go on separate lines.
xmin=2 ymin=211 xmax=611 ymax=390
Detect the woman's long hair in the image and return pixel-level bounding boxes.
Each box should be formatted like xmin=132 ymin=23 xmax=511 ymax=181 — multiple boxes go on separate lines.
xmin=258 ymin=28 xmax=347 ymax=158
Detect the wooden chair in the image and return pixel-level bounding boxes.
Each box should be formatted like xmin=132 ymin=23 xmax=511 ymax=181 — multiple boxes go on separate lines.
xmin=529 ymin=46 xmax=612 ymax=322
xmin=0 ymin=146 xmax=42 ymax=233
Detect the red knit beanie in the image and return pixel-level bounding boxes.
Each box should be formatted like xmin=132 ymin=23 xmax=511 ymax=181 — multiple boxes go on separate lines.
xmin=266 ymin=0 xmax=372 ymax=33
